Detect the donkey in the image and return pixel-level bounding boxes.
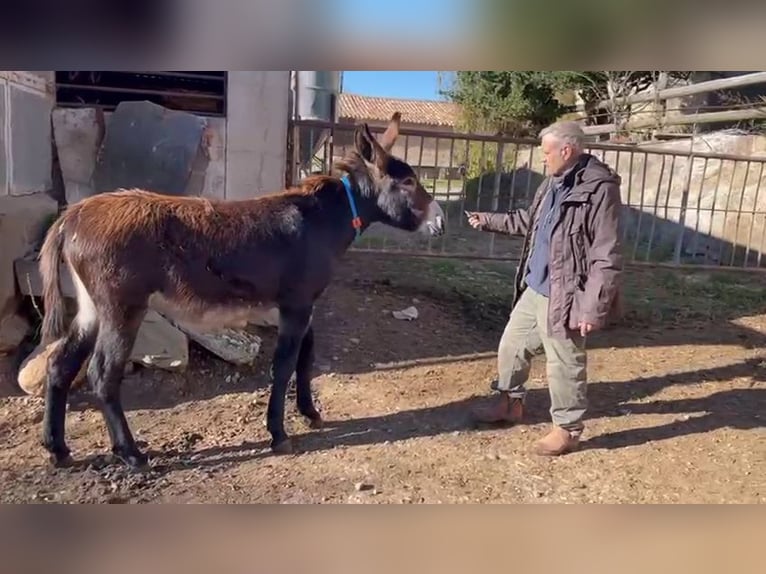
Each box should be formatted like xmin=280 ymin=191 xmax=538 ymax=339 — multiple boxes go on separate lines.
xmin=37 ymin=112 xmax=445 ymax=470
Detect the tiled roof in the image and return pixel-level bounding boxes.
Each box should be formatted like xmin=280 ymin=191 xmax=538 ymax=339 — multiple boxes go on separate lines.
xmin=338 ymin=93 xmax=459 ymax=127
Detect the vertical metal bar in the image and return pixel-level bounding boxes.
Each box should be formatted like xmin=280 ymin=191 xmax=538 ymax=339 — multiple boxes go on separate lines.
xmin=476 ymin=141 xmax=487 ymax=212
xmin=476 ymin=141 xmax=489 ymax=256
xmin=459 ymin=138 xmax=470 ymax=227
xmin=688 ymin=157 xmax=709 ymax=259
xmin=442 ymin=136 xmax=456 ymax=254
xmin=524 ymin=146 xmax=535 ymax=203
xmin=744 ymin=161 xmax=765 ymax=267
xmin=328 ymin=120 xmax=336 ymax=174
xmin=427 ymin=136 xmax=440 ymax=253
xmin=291 ymin=122 xmax=301 ymax=187
xmin=307 ymin=128 xmax=315 ymax=177
xmin=757 ymin=210 xmax=766 ymax=268
xmin=622 ymin=150 xmax=635 ymax=243
xmin=716 ymin=160 xmax=739 ymax=265
xmin=416 ymin=134 xmax=426 ymax=181
xmin=508 ymin=143 xmax=520 ymax=209
xmin=646 ymin=154 xmax=672 ymax=261
xmin=631 ymin=152 xmax=651 ymax=261
xmin=730 ymin=161 xmax=753 ymax=266
xmin=662 ymin=155 xmax=677 ymax=221
xmin=320 ymin=131 xmax=328 ymax=173
xmin=673 ymin=154 xmax=696 ymax=264
xmin=704 ymin=159 xmax=725 ymax=264
xmin=488 ymin=141 xmax=505 ymax=257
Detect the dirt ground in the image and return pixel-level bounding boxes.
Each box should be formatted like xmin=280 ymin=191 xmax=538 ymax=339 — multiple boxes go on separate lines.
xmin=0 ymin=252 xmax=763 ymax=503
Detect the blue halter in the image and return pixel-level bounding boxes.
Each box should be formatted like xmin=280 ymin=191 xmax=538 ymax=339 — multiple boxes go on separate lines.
xmin=341 ymin=176 xmax=362 ymax=240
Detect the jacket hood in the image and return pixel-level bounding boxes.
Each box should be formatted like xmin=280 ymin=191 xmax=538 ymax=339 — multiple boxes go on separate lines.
xmin=576 ymin=153 xmax=622 ymax=188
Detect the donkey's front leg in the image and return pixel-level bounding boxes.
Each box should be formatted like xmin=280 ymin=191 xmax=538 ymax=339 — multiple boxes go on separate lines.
xmin=267 ymin=306 xmax=313 ymax=454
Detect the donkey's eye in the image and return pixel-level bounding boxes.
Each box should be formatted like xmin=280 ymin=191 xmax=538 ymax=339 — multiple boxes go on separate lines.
xmin=402 ymin=177 xmax=416 ymax=187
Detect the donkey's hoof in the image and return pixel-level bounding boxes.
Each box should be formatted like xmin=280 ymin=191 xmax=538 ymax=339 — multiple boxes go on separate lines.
xmin=271 ymin=438 xmax=294 ymax=455
xmin=126 ymin=457 xmax=151 ymax=473
xmin=307 ymin=416 xmax=324 ymax=430
xmin=112 ymin=449 xmax=150 ymax=472
xmin=49 ymin=452 xmax=75 ymax=469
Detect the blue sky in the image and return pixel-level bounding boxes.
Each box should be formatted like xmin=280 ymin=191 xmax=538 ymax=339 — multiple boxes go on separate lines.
xmin=342 ymin=71 xmax=451 ymax=101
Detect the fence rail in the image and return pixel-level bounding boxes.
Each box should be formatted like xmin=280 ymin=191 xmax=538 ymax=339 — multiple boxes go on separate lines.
xmin=578 ymin=71 xmax=766 ymax=137
xmin=582 ymin=71 xmax=766 ymax=113
xmin=289 ymin=118 xmax=766 ymax=272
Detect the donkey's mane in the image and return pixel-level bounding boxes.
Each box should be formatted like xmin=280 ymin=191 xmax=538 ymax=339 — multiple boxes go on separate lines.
xmin=246 ymin=148 xmax=376 ymax=203
xmin=331 ymin=150 xmax=376 ymax=198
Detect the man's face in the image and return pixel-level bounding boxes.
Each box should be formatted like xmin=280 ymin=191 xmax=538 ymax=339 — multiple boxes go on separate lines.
xmin=541 ymin=134 xmax=575 ymax=176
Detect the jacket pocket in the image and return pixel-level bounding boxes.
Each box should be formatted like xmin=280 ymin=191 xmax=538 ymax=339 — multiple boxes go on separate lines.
xmin=569 ymin=225 xmax=588 ymax=290
xmin=568 ymin=286 xmax=585 ymax=331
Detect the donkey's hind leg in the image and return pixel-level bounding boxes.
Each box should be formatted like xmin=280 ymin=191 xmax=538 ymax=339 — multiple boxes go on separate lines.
xmin=42 ymin=324 xmax=98 ymax=467
xmin=88 ymin=307 xmax=148 ymax=470
xmin=295 ymin=325 xmax=323 ymax=429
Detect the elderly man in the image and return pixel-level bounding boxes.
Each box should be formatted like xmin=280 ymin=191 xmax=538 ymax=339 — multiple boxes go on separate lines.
xmin=466 ymin=120 xmax=623 ymax=456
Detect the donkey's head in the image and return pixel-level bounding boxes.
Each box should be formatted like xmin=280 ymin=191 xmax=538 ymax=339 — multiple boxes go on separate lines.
xmin=344 ymin=112 xmax=445 ymax=237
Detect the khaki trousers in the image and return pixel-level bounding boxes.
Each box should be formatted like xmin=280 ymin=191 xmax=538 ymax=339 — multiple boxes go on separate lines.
xmin=495 ymin=288 xmax=588 ymax=431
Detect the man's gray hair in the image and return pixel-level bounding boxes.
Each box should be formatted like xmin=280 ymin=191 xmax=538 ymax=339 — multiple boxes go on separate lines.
xmin=539 ymin=120 xmax=585 ymax=152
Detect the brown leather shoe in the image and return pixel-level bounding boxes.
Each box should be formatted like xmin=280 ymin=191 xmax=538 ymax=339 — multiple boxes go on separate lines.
xmin=471 ymin=392 xmax=524 ymax=425
xmin=533 ymin=426 xmax=581 ymax=456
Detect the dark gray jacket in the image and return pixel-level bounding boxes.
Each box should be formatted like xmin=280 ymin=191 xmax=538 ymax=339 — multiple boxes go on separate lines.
xmin=474 ymin=153 xmax=624 ymax=338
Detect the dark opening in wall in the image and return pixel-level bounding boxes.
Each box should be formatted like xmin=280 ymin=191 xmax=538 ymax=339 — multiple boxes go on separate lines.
xmin=55 ymin=71 xmax=227 ymax=117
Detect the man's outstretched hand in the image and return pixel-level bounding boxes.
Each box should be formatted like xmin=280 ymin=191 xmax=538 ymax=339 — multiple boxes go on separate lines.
xmin=465 ymin=211 xmax=484 ymax=230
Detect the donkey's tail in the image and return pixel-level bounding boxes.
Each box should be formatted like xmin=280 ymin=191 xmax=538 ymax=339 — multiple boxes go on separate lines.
xmin=39 ymin=215 xmax=68 ymax=345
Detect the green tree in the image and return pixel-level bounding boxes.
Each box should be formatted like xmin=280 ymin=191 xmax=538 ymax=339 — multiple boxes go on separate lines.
xmin=441 ymin=71 xmax=574 ymax=136
xmin=440 ymin=72 xmax=569 ymax=179
xmin=441 ymin=71 xmax=695 ymax=136
xmin=440 ymin=71 xmax=695 ymax=178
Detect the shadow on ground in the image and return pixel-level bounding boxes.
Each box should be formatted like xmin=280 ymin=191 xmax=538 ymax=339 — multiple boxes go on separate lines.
xmin=93 ymin=357 xmax=764 ymax=473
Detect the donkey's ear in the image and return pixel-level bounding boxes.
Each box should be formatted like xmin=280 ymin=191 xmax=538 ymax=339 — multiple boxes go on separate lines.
xmin=354 ymin=123 xmax=374 ymax=163
xmin=354 ymin=122 xmax=388 ymax=167
xmin=378 ymin=111 xmax=401 ymax=152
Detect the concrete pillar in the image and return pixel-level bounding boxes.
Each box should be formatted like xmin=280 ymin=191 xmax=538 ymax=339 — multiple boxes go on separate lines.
xmin=0 ymin=72 xmax=54 ymax=197
xmin=224 ymin=71 xmax=290 ymax=200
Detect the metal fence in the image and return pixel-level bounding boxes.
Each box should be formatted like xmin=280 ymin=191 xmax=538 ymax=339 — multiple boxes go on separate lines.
xmin=289 ymin=118 xmax=766 ymax=271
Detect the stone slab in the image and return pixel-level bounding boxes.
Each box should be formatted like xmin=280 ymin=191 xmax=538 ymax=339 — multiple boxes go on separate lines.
xmin=51 ymin=107 xmax=106 ymax=204
xmin=174 ymin=324 xmax=262 ymax=365
xmin=0 ymin=193 xmax=58 ymax=321
xmin=92 ymin=100 xmax=208 ymax=196
xmin=131 ymin=310 xmax=189 ymax=371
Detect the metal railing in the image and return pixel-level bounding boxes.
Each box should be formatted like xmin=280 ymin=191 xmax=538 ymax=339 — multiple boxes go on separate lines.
xmin=289 ymin=118 xmax=766 ymax=271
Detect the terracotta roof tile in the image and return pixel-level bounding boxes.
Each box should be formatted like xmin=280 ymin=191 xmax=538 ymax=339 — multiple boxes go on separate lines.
xmin=338 ymin=93 xmax=459 ymax=127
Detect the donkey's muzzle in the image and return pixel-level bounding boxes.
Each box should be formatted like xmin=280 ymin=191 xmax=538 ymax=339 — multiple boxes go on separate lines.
xmin=421 ymin=200 xmax=446 ymax=236
xmin=427 ymin=215 xmax=445 ymax=236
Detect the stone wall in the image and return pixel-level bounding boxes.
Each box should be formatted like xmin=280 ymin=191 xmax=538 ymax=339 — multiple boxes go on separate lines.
xmin=0 ymin=72 xmax=58 ymax=389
